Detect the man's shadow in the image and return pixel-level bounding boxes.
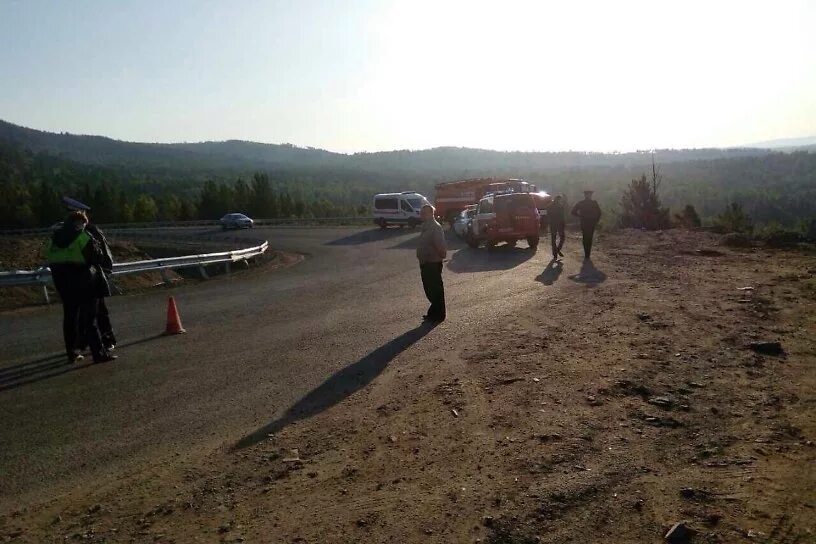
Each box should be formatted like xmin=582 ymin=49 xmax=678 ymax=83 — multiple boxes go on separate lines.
xmin=232 ymin=322 xmax=437 ymax=450
xmin=568 ymin=258 xmax=607 ymax=285
xmin=536 ymin=259 xmax=564 ymax=285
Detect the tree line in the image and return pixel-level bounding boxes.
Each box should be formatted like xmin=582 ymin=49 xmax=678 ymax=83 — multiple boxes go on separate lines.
xmin=0 ymin=143 xmax=368 ymax=227
xmin=1 ymin=138 xmax=814 ymax=230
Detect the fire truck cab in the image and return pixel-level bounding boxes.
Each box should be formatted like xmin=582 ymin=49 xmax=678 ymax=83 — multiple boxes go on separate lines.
xmin=434 ymin=178 xmax=541 ymax=224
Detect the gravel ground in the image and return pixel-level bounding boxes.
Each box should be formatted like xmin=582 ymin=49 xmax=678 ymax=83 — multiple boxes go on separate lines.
xmin=1 ymin=228 xmax=813 ymax=543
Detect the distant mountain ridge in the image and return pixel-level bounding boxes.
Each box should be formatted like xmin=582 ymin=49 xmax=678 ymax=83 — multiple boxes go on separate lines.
xmin=0 ymin=119 xmax=779 ymax=179
xmin=743 ymin=136 xmax=816 ymax=150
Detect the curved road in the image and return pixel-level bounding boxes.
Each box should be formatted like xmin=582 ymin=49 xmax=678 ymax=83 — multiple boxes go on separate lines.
xmin=0 ymin=226 xmax=583 ymax=508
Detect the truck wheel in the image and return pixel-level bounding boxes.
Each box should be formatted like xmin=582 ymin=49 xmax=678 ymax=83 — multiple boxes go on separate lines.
xmin=527 ymin=237 xmax=539 ymax=250
xmin=466 ymin=234 xmax=479 ymax=249
xmin=506 ymin=239 xmax=517 ymax=248
xmin=486 ymin=240 xmax=497 ymax=250
xmin=408 ymin=218 xmax=418 ymax=229
xmin=378 ymin=219 xmax=387 ymax=229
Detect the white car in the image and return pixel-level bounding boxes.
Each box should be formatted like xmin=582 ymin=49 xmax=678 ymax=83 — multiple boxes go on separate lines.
xmin=453 ymin=205 xmax=477 ymax=238
xmin=220 ymin=213 xmax=254 ymax=230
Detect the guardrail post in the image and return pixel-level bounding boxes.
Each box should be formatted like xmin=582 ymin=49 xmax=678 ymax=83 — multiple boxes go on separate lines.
xmin=225 ymin=261 xmax=231 ymax=276
xmin=198 ymin=265 xmax=209 ymax=279
xmin=42 ymin=285 xmax=50 ymax=304
xmin=160 ymin=269 xmax=171 ymax=285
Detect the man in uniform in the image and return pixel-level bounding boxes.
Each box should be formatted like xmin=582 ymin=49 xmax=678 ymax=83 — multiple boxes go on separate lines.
xmin=62 ymin=197 xmax=117 ymax=351
xmin=47 ymin=210 xmax=116 ymax=364
xmin=571 ymin=190 xmax=602 ymax=259
xmin=416 ymin=204 xmax=447 ymax=322
xmin=545 ymin=194 xmax=566 ymax=260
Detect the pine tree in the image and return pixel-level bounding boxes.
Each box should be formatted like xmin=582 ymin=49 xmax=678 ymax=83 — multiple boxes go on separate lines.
xmin=619 ymin=165 xmax=671 ymax=230
xmin=132 ymin=194 xmax=159 ymax=222
xmin=716 ymin=202 xmax=752 ymax=233
xmin=674 ymin=204 xmax=701 ymax=229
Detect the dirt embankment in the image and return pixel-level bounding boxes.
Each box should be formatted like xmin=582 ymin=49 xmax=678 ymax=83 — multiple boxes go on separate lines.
xmin=0 ymin=236 xmax=301 ymax=311
xmin=0 ymin=237 xmax=171 ymax=310
xmin=1 ymin=230 xmax=814 ymax=543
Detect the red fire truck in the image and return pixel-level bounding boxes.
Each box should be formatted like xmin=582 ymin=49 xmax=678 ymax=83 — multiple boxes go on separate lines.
xmin=434 ymin=178 xmax=551 ymax=223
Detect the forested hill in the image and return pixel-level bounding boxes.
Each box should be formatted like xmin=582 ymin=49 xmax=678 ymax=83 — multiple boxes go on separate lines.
xmin=0 ymin=119 xmax=775 ymax=178
xmin=1 ymin=119 xmax=814 ymax=229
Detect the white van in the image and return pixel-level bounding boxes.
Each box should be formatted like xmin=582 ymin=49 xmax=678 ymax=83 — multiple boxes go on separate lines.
xmin=372 ymin=192 xmax=430 ymax=229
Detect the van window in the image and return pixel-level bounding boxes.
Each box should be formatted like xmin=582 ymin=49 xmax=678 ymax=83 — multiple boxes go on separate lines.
xmin=375 ymin=198 xmax=398 ymax=210
xmin=478 ymin=199 xmax=493 ymax=214
xmin=407 ymin=198 xmax=424 ymax=209
xmin=401 ymin=200 xmax=413 ymax=212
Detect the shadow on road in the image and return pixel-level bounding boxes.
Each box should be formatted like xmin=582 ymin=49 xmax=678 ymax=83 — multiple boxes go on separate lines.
xmin=568 ymin=259 xmax=607 ymax=286
xmin=232 ymin=322 xmax=437 ymax=451
xmin=388 ymin=231 xmax=466 ymax=251
xmin=446 ymin=244 xmax=535 ymax=273
xmin=536 ymin=259 xmax=564 ymax=285
xmin=325 ymin=228 xmax=414 ymax=246
xmin=0 ymin=334 xmax=165 ymax=393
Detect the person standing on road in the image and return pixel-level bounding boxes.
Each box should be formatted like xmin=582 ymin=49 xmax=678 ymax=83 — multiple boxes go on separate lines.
xmin=62 ymin=197 xmax=118 ymax=352
xmin=545 ymin=194 xmax=566 ymax=260
xmin=416 ymin=204 xmax=447 ymax=322
xmin=571 ymin=190 xmax=602 ymax=259
xmin=47 ymin=210 xmax=117 ymax=364
xmin=84 ymin=220 xmax=117 ymax=351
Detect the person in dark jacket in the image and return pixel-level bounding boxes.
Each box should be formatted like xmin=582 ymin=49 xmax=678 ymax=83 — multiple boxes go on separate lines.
xmin=545 ymin=195 xmax=566 ymax=260
xmin=571 ymin=190 xmax=602 ymax=259
xmin=61 ymin=196 xmax=117 ymax=352
xmin=47 ymin=211 xmax=116 ymax=364
xmin=84 ymin=223 xmax=116 ymax=350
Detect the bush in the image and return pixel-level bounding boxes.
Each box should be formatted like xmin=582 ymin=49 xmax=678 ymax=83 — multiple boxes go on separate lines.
xmin=715 ymin=202 xmax=752 ymax=234
xmin=674 ymin=204 xmax=701 ymax=229
xmin=619 ymin=174 xmax=671 ymax=230
xmin=720 ymin=233 xmax=753 ymax=247
xmin=755 ymin=223 xmax=803 ymax=248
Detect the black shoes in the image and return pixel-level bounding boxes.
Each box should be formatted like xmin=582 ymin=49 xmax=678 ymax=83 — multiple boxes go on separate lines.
xmin=68 ymin=353 xmax=84 ymax=364
xmin=95 ymin=354 xmax=118 ymax=364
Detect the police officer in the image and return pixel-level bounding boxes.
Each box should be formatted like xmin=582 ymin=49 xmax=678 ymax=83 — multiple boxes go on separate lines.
xmin=47 ymin=210 xmax=116 ymax=364
xmin=545 ymin=194 xmax=566 ymax=260
xmin=571 ymin=190 xmax=602 ymax=259
xmin=62 ymin=197 xmax=117 ymax=351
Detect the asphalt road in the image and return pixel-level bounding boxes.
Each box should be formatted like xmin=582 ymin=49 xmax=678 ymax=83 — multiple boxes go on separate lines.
xmin=0 ymin=226 xmax=583 ymax=507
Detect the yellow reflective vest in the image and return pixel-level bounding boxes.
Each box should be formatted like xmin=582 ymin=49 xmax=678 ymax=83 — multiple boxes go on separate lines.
xmin=47 ymin=230 xmax=91 ymax=264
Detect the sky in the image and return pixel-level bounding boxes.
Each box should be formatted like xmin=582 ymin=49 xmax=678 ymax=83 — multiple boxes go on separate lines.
xmin=0 ymin=0 xmax=814 ymax=153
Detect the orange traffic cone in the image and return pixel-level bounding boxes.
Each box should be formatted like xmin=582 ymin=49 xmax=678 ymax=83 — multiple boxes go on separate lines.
xmin=163 ymin=296 xmax=186 ymax=335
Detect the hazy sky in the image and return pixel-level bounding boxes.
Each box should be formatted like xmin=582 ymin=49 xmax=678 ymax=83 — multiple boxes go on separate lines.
xmin=1 ymin=0 xmax=814 ymax=152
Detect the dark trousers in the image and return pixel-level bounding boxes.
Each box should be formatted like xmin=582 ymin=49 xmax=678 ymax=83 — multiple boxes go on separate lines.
xmin=419 ymin=262 xmax=446 ymax=320
xmin=581 ymin=222 xmax=597 ymax=258
xmin=550 ymin=222 xmax=565 ymax=257
xmin=63 ymin=297 xmax=105 ymax=361
xmin=96 ymin=298 xmax=116 ymax=346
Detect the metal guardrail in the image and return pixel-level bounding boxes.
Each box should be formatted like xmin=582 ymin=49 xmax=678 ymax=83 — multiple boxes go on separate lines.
xmin=0 ymin=241 xmax=269 ymax=303
xmin=0 ymin=217 xmax=371 ymax=236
